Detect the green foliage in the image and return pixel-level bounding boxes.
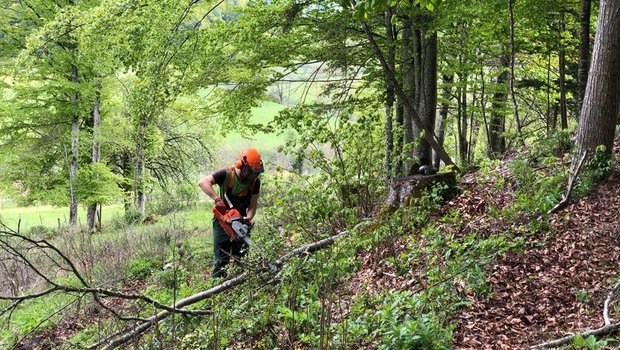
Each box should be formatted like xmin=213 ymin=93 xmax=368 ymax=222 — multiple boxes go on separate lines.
xmin=507 ymin=158 xmax=566 ymax=216
xmin=574 ymin=145 xmax=615 ymax=199
xmin=27 ymin=225 xmax=57 ymax=239
xmin=574 ymin=289 xmax=590 ymax=305
xmin=590 ymin=145 xmax=614 ymax=180
xmin=127 ymin=257 xmax=159 ymax=280
xmin=110 ymin=209 xmax=144 ymax=229
xmin=75 ymin=163 xmax=125 ymax=206
xmin=272 ymin=107 xmax=386 ymax=215
xmin=572 ymin=335 xmax=611 ymax=350
xmin=340 ymin=291 xmax=453 ymax=349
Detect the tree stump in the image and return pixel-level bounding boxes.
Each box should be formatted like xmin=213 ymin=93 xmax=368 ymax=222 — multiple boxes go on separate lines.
xmin=387 ymin=172 xmax=457 ymax=208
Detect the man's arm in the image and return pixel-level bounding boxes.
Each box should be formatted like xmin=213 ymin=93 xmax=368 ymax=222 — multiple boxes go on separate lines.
xmin=245 ymin=194 xmax=259 ymax=223
xmin=197 ymin=175 xmax=219 ymax=200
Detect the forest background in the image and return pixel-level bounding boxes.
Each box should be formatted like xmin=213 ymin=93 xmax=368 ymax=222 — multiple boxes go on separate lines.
xmin=0 ymin=0 xmax=619 ymax=348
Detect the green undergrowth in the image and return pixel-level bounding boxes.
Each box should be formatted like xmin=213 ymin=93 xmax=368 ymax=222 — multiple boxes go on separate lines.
xmin=5 ymin=136 xmax=619 ymax=349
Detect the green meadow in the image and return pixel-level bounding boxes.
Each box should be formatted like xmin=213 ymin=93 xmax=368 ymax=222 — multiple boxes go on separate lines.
xmin=0 ymin=203 xmax=124 ymax=233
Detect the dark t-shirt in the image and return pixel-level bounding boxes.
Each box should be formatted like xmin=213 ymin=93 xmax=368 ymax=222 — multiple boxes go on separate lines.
xmin=212 ymin=168 xmax=260 ymax=216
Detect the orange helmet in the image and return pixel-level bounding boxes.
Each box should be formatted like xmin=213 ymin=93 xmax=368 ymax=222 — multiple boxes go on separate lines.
xmin=235 ymin=148 xmax=264 ymax=174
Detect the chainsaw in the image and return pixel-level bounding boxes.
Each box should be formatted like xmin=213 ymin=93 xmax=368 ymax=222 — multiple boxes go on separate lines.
xmin=212 ymin=206 xmax=252 ymax=247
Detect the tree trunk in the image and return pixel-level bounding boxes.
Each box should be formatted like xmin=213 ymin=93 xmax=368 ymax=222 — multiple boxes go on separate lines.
xmin=508 ymin=0 xmax=525 ymax=146
xmin=480 ymin=62 xmax=492 ymax=157
xmin=414 ymin=29 xmax=437 ymax=166
xmin=135 ymin=113 xmax=147 ymax=216
xmin=394 ymin=100 xmax=404 ymax=177
xmin=577 ymin=0 xmax=592 ymax=118
xmin=87 ymin=87 xmax=101 ymax=233
xmin=559 ymin=11 xmax=568 ymax=129
xmin=546 ymin=42 xmax=552 ymax=136
xmin=468 ymin=84 xmax=479 ymax=164
xmin=384 ymin=7 xmax=396 ymax=180
xmin=69 ymin=65 xmax=79 ymax=226
xmin=458 ymin=71 xmax=468 ymax=165
xmin=574 ymin=0 xmax=620 ymax=159
xmin=489 ymin=55 xmax=509 ymax=159
xmin=433 ymin=74 xmax=453 ymax=169
xmin=402 ymin=17 xmax=415 ymax=174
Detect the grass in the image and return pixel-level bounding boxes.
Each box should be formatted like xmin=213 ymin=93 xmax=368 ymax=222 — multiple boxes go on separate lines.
xmin=222 ymin=100 xmax=287 ymax=151
xmin=0 ymin=204 xmax=124 ymax=233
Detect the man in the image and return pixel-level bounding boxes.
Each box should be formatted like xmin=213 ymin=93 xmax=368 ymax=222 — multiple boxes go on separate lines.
xmin=198 ymin=147 xmax=264 ymax=278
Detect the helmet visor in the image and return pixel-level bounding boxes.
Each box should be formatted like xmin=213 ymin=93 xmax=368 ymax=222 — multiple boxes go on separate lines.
xmin=241 ymin=161 xmax=264 ymax=179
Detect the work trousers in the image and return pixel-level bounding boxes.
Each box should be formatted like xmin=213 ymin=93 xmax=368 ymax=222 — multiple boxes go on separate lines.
xmin=212 ymin=217 xmax=248 ymax=278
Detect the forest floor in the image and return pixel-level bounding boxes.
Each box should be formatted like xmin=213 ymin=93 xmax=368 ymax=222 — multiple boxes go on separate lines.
xmin=453 ymin=143 xmax=620 ymax=348
xmin=348 ymin=137 xmax=620 ymax=349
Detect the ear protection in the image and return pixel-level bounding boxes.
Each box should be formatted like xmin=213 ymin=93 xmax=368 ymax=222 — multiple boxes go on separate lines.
xmin=235 ymin=156 xmax=245 ymax=169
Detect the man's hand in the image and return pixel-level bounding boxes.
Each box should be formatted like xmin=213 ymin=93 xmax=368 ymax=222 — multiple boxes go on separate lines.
xmin=214 ymin=197 xmax=227 ymax=214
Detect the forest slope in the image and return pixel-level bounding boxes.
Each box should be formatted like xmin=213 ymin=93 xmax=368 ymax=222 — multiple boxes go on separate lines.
xmin=455 ymin=138 xmax=620 ymax=348
xmin=343 ymin=137 xmax=620 ymax=349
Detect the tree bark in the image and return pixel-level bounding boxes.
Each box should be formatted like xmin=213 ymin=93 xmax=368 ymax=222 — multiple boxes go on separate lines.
xmin=415 ymin=29 xmax=437 ymax=166
xmin=433 ymin=74 xmax=453 ymax=169
xmin=384 ymin=7 xmax=396 ymax=180
xmin=489 ymin=54 xmax=509 ymax=159
xmin=558 ymin=11 xmax=568 ymax=129
xmin=573 ymin=0 xmax=620 ymax=158
xmin=69 ymin=65 xmax=79 ymax=226
xmin=508 ymin=0 xmax=525 ymax=146
xmin=394 ymin=99 xmax=404 ymax=177
xmin=135 ymin=113 xmax=147 ymax=216
xmin=402 ymin=17 xmax=415 ymax=174
xmin=577 ymin=0 xmax=592 ymax=118
xmin=87 ymin=87 xmax=101 ymax=233
xmin=457 ymin=71 xmax=468 ymax=165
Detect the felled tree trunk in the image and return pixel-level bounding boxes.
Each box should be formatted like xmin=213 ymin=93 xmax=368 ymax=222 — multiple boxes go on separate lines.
xmin=386 ymin=172 xmax=457 ymax=208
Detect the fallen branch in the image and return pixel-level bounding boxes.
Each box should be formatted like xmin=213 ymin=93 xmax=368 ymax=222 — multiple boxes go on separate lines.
xmin=88 ymin=231 xmax=348 ymax=350
xmin=547 ymin=149 xmax=589 ymax=215
xmin=604 ymin=283 xmax=620 ymax=326
xmin=532 ymin=281 xmax=620 ymax=349
xmin=531 ymin=320 xmax=620 ymax=349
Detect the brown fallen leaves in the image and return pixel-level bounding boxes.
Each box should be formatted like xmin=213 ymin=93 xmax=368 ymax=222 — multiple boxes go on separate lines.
xmin=347 ymin=140 xmax=620 ymax=349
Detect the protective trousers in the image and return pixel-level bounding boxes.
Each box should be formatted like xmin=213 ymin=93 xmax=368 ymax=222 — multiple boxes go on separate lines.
xmin=212 ymin=217 xmax=247 ymax=278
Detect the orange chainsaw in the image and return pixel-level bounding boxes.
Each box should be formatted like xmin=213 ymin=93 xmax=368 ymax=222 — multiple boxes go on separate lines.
xmin=212 ymin=206 xmax=252 ymax=247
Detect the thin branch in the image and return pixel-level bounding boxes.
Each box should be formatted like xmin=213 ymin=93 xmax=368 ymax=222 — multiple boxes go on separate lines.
xmin=547 ymin=149 xmax=588 ymax=215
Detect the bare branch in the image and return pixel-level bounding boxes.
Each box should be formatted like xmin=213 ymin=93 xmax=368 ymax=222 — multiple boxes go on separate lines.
xmin=547 ymin=149 xmax=589 ymax=215
xmin=604 ymin=283 xmax=620 ymax=326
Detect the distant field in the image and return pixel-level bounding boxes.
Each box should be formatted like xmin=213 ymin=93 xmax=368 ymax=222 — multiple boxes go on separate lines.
xmin=222 ymin=100 xmax=287 ymax=151
xmin=0 ymin=204 xmax=124 ymax=232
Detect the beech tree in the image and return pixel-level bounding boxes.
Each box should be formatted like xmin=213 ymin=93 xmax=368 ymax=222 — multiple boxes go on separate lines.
xmin=573 ymin=0 xmax=620 ymax=160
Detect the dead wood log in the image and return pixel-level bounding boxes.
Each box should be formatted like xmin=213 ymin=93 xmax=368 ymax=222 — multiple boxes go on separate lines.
xmin=386 ymin=172 xmax=457 ymax=208
xmin=89 ymin=231 xmax=348 ymax=350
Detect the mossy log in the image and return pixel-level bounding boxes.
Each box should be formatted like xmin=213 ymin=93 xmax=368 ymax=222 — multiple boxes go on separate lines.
xmin=387 ymin=172 xmax=457 ymax=208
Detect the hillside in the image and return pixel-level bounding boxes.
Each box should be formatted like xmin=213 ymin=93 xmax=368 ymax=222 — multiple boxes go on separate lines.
xmin=342 ymin=137 xmax=620 ymax=349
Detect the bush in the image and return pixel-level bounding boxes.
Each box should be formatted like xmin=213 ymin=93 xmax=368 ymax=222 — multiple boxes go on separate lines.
xmin=27 ymin=225 xmax=56 ymax=239
xmin=147 ymin=183 xmax=199 ymax=216
xmin=109 ymin=209 xmax=143 ymax=229
xmin=126 ymin=257 xmax=159 ymax=280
